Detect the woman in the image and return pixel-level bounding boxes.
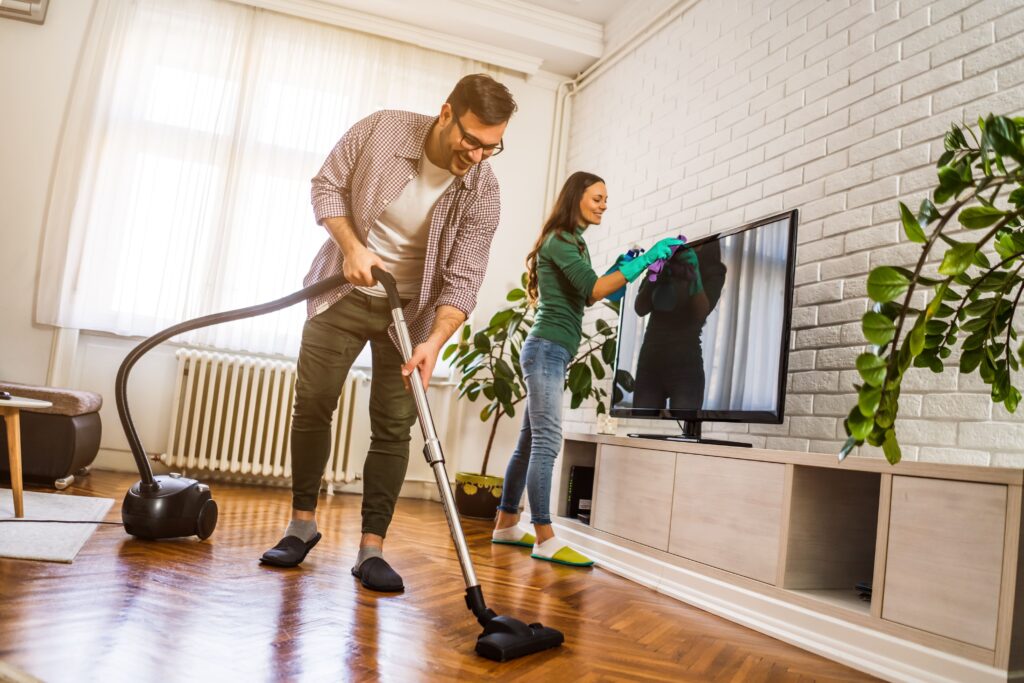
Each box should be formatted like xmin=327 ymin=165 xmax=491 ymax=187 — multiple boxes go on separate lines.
xmin=491 ymin=171 xmax=681 ymax=566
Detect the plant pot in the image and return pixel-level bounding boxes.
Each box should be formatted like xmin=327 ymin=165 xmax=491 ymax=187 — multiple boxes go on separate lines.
xmin=454 ymin=472 xmax=503 ymax=520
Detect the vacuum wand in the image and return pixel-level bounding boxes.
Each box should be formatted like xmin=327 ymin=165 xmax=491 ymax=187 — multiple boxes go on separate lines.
xmin=370 ymin=266 xmax=564 ymax=661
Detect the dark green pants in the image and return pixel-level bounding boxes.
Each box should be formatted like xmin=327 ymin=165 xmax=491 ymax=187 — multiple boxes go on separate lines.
xmin=290 ymin=290 xmax=417 ymax=538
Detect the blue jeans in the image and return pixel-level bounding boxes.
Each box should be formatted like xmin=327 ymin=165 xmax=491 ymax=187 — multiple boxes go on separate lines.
xmin=497 ymin=336 xmax=572 ymax=526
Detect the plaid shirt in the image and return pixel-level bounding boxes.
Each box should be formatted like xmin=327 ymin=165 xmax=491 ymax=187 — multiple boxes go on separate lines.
xmin=306 ymin=109 xmax=501 ymax=347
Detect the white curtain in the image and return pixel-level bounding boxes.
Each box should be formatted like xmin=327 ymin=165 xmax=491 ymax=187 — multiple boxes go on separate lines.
xmin=37 ymin=0 xmax=483 ymax=356
xmin=701 ymin=217 xmax=790 ymax=411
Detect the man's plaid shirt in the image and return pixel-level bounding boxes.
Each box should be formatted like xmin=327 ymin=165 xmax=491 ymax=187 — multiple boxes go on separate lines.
xmin=306 ymin=109 xmax=501 ymax=346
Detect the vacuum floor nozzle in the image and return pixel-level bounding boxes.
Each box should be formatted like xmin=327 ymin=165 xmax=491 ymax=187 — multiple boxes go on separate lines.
xmin=475 ymin=615 xmax=564 ymax=662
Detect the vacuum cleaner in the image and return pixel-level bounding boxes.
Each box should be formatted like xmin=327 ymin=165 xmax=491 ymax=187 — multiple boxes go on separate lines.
xmin=115 ymin=266 xmax=564 ymax=661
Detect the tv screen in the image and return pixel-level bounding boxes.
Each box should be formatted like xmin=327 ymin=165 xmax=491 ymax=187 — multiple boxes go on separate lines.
xmin=611 ymin=210 xmax=798 ymax=426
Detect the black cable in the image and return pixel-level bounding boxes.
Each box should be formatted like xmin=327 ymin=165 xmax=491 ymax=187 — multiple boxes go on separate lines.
xmin=1 ymin=520 xmax=120 ymax=525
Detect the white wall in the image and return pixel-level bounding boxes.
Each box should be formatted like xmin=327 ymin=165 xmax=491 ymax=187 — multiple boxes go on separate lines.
xmin=564 ymin=0 xmax=1024 ymax=466
xmin=0 ymin=1 xmax=556 ymax=481
xmin=0 ymin=0 xmax=97 ymax=383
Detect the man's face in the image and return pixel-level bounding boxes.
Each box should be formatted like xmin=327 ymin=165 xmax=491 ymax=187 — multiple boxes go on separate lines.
xmin=437 ymin=103 xmax=508 ymax=177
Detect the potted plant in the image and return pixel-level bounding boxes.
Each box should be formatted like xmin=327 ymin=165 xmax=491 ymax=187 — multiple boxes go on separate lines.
xmin=444 ymin=273 xmax=629 ymax=518
xmin=842 ymin=114 xmax=1024 ymax=464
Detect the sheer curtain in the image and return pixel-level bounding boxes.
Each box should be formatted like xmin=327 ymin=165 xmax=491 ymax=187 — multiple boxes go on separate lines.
xmin=701 ymin=218 xmax=790 ymax=411
xmin=37 ymin=0 xmax=482 ymax=357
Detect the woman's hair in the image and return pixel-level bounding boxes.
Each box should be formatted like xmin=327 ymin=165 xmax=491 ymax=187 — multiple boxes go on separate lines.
xmin=525 ymin=171 xmax=605 ymax=303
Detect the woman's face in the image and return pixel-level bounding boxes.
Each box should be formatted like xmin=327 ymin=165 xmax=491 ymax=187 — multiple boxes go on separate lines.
xmin=578 ymin=182 xmax=608 ymax=227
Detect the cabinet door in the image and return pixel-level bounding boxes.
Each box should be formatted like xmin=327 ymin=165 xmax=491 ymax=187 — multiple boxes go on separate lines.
xmin=670 ymin=453 xmax=785 ymax=583
xmin=882 ymin=476 xmax=1006 ymax=649
xmin=592 ymin=444 xmax=675 ymax=551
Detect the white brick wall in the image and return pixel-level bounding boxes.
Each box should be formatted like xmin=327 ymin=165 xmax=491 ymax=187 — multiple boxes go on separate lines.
xmin=563 ymin=0 xmax=1024 ymax=466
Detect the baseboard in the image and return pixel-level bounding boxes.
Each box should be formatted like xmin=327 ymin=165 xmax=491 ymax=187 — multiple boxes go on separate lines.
xmin=554 ymin=521 xmax=1010 ymax=683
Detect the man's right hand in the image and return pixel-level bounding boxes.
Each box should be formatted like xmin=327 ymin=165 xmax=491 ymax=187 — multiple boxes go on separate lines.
xmin=342 ymin=244 xmax=386 ymax=287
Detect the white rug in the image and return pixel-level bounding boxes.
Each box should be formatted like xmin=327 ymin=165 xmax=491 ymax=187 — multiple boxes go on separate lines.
xmin=0 ymin=489 xmax=114 ymax=563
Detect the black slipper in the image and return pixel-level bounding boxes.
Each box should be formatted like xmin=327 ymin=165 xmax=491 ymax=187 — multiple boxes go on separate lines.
xmin=259 ymin=532 xmax=322 ymax=567
xmin=351 ymin=556 xmax=404 ymax=592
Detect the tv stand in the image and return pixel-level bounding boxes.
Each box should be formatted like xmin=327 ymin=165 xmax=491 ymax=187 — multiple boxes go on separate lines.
xmin=628 ymin=420 xmax=752 ymax=448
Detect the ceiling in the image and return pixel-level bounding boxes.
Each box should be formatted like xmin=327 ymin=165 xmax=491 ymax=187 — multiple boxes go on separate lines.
xmin=286 ymin=0 xmax=639 ymax=77
xmin=520 ymin=0 xmax=630 ymax=25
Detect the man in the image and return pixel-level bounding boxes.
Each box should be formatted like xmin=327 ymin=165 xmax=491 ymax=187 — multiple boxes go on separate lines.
xmin=259 ymin=74 xmax=516 ymax=593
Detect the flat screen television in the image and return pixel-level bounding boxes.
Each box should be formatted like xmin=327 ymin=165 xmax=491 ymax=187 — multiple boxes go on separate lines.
xmin=610 ymin=210 xmax=799 ymax=447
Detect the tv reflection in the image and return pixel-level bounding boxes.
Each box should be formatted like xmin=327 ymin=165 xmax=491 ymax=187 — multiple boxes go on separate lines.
xmin=632 ymin=239 xmax=727 ymax=412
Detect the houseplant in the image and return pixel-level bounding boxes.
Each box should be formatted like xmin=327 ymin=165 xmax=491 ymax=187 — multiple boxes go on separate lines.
xmin=443 ymin=273 xmax=629 ymax=518
xmin=842 ymin=114 xmax=1024 ymax=464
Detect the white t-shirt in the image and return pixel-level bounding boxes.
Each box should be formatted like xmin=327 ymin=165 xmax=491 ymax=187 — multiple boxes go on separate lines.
xmin=357 ymin=153 xmax=453 ymax=299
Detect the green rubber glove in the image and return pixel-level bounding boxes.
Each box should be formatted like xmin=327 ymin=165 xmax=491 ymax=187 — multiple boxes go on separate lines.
xmin=676 ymin=246 xmax=704 ymax=295
xmin=602 ymin=251 xmax=636 ymax=302
xmin=618 ymin=238 xmax=684 ymax=282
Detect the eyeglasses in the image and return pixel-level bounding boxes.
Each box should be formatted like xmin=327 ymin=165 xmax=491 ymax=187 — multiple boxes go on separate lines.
xmin=453 ymin=115 xmax=504 ymax=157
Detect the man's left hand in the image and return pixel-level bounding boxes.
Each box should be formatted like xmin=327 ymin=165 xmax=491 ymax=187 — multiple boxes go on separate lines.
xmin=402 ymin=339 xmax=443 ymax=392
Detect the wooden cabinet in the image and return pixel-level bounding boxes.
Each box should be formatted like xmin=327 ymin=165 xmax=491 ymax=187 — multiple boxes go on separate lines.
xmin=591 ymin=444 xmax=675 ymax=551
xmin=669 ymin=454 xmax=785 ymax=583
xmin=555 ymin=434 xmax=1024 ymax=680
xmin=882 ymin=477 xmax=1007 ymax=649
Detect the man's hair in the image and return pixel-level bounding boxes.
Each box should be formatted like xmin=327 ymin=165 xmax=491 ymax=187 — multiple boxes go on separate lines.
xmin=446 ymin=74 xmax=517 ymax=125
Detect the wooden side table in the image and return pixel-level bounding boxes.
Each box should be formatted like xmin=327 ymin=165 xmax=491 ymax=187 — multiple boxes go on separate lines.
xmin=1 ymin=396 xmax=53 ymax=518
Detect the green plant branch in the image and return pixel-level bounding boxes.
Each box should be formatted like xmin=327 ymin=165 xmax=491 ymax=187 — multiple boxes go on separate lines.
xmin=885 ymin=194 xmax=974 ymax=377
xmin=980 ymin=257 xmax=1024 ymax=357
xmin=947 ymin=219 xmax=1024 ymax=326
xmin=1005 ymin=268 xmax=1024 ymax=369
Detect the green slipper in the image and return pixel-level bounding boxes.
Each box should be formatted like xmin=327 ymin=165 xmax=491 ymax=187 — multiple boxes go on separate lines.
xmin=530 ymin=542 xmax=594 ymax=567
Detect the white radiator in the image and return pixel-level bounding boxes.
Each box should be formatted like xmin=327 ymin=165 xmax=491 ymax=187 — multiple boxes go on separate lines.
xmin=161 ymin=349 xmax=368 ymax=485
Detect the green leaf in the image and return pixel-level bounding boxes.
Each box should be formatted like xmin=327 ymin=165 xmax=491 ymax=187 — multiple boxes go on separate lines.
xmin=1006 ymin=387 xmax=1021 ymax=413
xmin=462 ymin=325 xmax=472 ymax=341
xmin=917 ymin=198 xmax=937 ymax=225
xmin=882 ymin=428 xmax=902 ymax=465
xmin=867 ymin=266 xmax=911 ymax=303
xmin=856 ymin=353 xmax=887 ymax=387
xmin=506 ymin=288 xmax=526 ymax=302
xmin=960 ymin=347 xmax=984 ymax=373
xmin=858 ymin=386 xmax=882 ymax=417
xmin=964 ymin=297 xmax=996 ymax=317
xmin=602 ymin=338 xmax=617 ymax=365
xmin=590 ymin=354 xmax=606 ymax=380
xmin=959 ymin=206 xmax=1005 ymax=229
xmin=494 ymin=378 xmax=512 ymax=403
xmin=863 ymin=311 xmax=896 ymax=346
xmin=909 ymin=320 xmax=926 ymax=356
xmin=488 ymin=308 xmax=515 ymax=328
xmin=846 ymin=405 xmax=873 ymax=440
xmin=568 ymin=363 xmax=592 ymax=396
xmin=937 ymin=242 xmax=977 ymax=276
xmin=973 ymin=249 xmax=991 ymax=269
xmin=986 ymin=115 xmax=1024 ymax=164
xmin=899 ymin=202 xmax=926 ymax=243
xmin=494 ymin=358 xmax=514 ymax=380
xmin=442 ymin=343 xmax=458 ymax=361
xmin=473 ymin=332 xmax=491 ymax=353
xmin=595 ymin=318 xmax=610 ymax=334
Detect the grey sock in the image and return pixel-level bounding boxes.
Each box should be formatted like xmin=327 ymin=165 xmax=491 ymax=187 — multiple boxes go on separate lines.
xmin=355 ymin=545 xmax=383 ymax=569
xmin=285 ymin=518 xmax=317 ymax=543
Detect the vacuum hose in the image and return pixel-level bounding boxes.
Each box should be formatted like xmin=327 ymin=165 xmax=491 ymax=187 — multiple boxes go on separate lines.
xmin=115 ymin=274 xmax=347 ymax=490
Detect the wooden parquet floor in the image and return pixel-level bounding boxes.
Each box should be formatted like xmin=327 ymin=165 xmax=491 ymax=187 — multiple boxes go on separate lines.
xmin=0 ymin=471 xmax=878 ymax=683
